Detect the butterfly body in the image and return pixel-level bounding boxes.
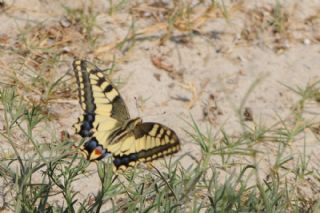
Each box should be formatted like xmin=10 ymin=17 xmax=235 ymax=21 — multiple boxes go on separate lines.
xmin=73 ymin=60 xmax=180 ymax=170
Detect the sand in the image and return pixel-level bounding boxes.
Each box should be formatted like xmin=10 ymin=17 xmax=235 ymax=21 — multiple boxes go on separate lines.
xmin=0 ymin=0 xmax=320 ymax=211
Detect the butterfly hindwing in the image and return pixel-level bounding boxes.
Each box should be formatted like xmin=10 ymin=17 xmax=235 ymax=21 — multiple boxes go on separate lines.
xmin=111 ymin=122 xmax=180 ymax=170
xmin=73 ymin=59 xmax=180 ymax=169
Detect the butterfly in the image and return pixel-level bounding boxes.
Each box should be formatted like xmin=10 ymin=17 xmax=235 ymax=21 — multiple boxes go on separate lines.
xmin=73 ymin=60 xmax=180 ymax=170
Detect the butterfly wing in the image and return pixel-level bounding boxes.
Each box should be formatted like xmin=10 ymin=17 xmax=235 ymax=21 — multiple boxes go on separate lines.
xmin=73 ymin=60 xmax=130 ymax=160
xmin=108 ymin=122 xmax=180 ymax=170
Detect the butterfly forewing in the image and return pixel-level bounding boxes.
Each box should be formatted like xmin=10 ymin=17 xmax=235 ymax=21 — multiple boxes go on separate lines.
xmin=73 ymin=60 xmax=129 ymax=138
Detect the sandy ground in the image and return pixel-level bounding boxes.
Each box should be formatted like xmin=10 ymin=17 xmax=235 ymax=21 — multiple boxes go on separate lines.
xmin=0 ymin=0 xmax=320 ymax=210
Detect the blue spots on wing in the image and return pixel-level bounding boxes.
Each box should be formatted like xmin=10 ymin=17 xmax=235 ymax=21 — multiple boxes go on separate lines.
xmin=84 ymin=137 xmax=99 ymax=153
xmin=84 ymin=113 xmax=95 ymax=122
xmin=113 ymin=153 xmax=138 ymax=168
xmin=79 ymin=112 xmax=95 ymax=137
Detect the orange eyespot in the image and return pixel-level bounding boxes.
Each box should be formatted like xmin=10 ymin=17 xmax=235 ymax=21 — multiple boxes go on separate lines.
xmin=94 ymin=147 xmax=103 ymax=156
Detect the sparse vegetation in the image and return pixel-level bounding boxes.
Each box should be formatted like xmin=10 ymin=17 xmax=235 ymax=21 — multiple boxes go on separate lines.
xmin=0 ymin=0 xmax=320 ymax=212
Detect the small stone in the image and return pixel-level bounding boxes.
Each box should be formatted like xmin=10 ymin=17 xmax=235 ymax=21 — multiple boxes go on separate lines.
xmin=303 ymin=38 xmax=311 ymax=45
xmin=62 ymin=46 xmax=71 ymax=53
xmin=60 ymin=16 xmax=71 ymax=28
xmin=143 ymin=12 xmax=151 ymax=17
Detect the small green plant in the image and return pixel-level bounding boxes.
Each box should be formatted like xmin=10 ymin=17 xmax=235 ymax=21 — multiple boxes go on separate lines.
xmin=108 ymin=0 xmax=129 ymax=15
xmin=270 ymin=0 xmax=287 ymax=33
xmin=63 ymin=4 xmax=99 ymax=48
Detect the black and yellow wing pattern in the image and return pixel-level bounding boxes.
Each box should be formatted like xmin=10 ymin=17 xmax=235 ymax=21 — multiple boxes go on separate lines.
xmin=73 ymin=60 xmax=180 ymax=170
